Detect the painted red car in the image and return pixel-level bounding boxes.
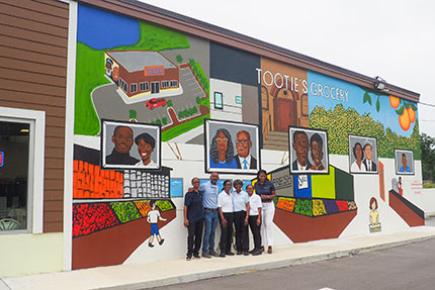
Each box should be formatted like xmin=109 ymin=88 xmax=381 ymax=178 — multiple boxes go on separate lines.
xmin=145 ymin=98 xmax=167 ymax=110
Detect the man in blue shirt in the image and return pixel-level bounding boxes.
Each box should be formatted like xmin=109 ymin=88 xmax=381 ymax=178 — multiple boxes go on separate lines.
xmin=200 ymin=172 xmax=220 ymax=258
xmin=399 ymin=153 xmax=411 ymax=173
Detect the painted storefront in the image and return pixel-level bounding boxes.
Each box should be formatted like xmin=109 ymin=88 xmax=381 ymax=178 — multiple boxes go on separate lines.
xmin=71 ymin=3 xmax=424 ymax=270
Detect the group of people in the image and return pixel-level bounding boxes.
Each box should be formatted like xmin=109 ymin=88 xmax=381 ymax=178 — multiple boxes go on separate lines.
xmin=350 ymin=142 xmax=377 ymax=172
xmin=106 ymin=125 xmax=156 ymax=168
xmin=183 ymin=170 xmax=276 ymax=260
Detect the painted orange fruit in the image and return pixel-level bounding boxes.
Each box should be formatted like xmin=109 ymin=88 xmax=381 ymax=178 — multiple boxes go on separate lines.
xmin=407 ymin=107 xmax=416 ymax=123
xmin=389 ymin=96 xmax=400 ymax=108
xmin=399 ymin=109 xmax=411 ymax=131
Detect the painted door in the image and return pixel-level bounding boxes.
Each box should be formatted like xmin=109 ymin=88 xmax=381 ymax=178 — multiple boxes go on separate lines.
xmin=274 ymin=97 xmax=296 ymax=132
xmin=151 ymin=82 xmax=160 ymax=94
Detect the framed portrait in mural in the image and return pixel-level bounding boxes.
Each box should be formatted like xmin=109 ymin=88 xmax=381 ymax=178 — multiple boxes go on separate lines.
xmin=101 ymin=119 xmax=161 ymax=170
xmin=288 ymin=127 xmax=329 ymax=174
xmin=204 ymin=119 xmax=260 ymax=174
xmin=394 ymin=149 xmax=415 ymax=175
xmin=348 ymin=135 xmax=378 ymax=174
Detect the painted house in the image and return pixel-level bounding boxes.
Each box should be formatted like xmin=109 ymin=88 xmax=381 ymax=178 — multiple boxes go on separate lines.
xmin=105 ymin=51 xmax=180 ymax=97
xmin=0 ymin=0 xmax=430 ymax=279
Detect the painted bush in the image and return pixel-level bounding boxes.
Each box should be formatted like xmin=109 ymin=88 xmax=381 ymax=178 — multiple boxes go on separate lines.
xmin=294 ymin=199 xmax=312 ymax=216
xmin=111 ymin=202 xmax=141 ymax=223
xmin=73 ymin=203 xmax=119 ymax=237
xmin=156 ymin=200 xmax=174 ymax=212
xmin=310 ymin=104 xmax=421 ymax=159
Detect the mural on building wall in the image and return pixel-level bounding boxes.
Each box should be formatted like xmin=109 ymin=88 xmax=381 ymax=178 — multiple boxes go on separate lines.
xmin=72 ymin=2 xmax=425 ymax=271
xmin=76 ymin=4 xmax=210 ymax=142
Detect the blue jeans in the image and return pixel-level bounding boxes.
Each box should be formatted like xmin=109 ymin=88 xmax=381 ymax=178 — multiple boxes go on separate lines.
xmin=202 ymin=209 xmax=218 ymax=254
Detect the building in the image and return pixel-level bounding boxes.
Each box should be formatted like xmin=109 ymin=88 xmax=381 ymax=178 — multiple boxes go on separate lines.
xmin=0 ymin=0 xmax=431 ymax=279
xmin=105 ymin=51 xmax=180 ymax=98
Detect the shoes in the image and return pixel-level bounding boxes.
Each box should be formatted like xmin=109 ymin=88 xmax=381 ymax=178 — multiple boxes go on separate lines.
xmin=158 ymin=239 xmax=165 ymax=245
xmin=209 ymin=250 xmax=219 ymax=257
xmin=243 ymin=251 xmax=249 ymax=256
xmin=219 ymin=253 xmax=226 ymax=258
xmin=251 ymin=250 xmax=261 ymax=256
xmin=226 ymin=251 xmax=235 ymax=256
xmin=249 ymin=249 xmax=255 ymax=254
xmin=267 ymin=246 xmax=272 ymax=254
xmin=148 ymin=243 xmax=154 ymax=248
xmin=193 ymin=253 xmax=201 ymax=259
xmin=260 ymin=246 xmax=264 ymax=253
xmin=236 ymin=251 xmax=242 ymax=255
xmin=202 ymin=253 xmax=212 ymax=259
xmin=186 ymin=255 xmax=192 ymax=261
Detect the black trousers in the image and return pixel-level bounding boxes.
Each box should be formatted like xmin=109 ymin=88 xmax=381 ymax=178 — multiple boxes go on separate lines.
xmin=233 ymin=211 xmax=249 ymax=252
xmin=187 ymin=219 xmax=204 ymax=256
xmin=248 ymin=215 xmax=261 ymax=251
xmin=219 ymin=212 xmax=234 ymax=253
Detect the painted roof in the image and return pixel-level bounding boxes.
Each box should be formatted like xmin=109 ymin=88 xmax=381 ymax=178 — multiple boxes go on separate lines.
xmin=107 ymin=51 xmax=176 ymax=72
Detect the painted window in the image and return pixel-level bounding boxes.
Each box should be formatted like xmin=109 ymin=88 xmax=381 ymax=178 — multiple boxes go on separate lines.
xmin=170 ymin=80 xmax=178 ymax=87
xmin=235 ymin=95 xmax=242 ymax=104
xmin=161 ymin=81 xmax=170 ymax=89
xmin=139 ymin=82 xmax=149 ymax=91
xmin=0 ymin=108 xmax=45 ymax=233
xmin=119 ymin=79 xmax=128 ymax=92
xmin=130 ymin=83 xmax=137 ymax=93
xmin=214 ymin=92 xmax=224 ymax=109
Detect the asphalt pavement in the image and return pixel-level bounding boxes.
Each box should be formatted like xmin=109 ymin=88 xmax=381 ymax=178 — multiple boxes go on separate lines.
xmin=150 ymin=237 xmax=435 ymax=290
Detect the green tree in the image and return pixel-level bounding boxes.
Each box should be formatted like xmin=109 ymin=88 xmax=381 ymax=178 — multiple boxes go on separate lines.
xmin=176 ymin=54 xmax=183 ymax=63
xmin=421 ymin=133 xmax=435 ymax=181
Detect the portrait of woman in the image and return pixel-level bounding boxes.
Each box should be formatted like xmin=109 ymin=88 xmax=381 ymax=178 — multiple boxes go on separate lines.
xmin=350 ymin=142 xmax=366 ymax=173
xmin=209 ymin=128 xmax=237 ymax=169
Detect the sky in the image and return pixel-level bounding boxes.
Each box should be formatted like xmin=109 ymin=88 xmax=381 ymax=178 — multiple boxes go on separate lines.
xmin=140 ymin=0 xmax=435 ymax=137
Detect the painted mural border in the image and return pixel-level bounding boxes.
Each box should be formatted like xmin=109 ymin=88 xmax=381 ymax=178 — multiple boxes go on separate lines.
xmin=203 ymin=118 xmax=262 ymax=175
xmin=288 ymin=125 xmax=330 ymax=175
xmin=394 ymin=149 xmax=416 ymax=176
xmin=99 ymin=118 xmax=162 ymax=171
xmin=347 ymin=134 xmax=379 ymax=175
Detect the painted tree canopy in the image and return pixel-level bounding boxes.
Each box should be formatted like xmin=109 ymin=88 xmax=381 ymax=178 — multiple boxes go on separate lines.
xmin=310 ymin=104 xmax=421 ymax=159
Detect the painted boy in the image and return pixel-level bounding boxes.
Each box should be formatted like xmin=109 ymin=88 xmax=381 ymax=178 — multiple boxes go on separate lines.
xmin=147 ymin=200 xmax=167 ymax=247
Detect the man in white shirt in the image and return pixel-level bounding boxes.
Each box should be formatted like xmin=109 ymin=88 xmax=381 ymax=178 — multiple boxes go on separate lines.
xmin=232 ymin=179 xmax=250 ymax=255
xmin=217 ymin=180 xmax=235 ymax=257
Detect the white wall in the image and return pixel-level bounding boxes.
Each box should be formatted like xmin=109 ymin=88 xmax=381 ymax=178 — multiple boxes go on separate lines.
xmin=0 ymin=233 xmax=64 ymax=277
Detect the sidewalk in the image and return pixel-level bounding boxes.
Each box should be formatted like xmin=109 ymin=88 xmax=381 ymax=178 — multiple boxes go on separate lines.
xmin=3 ymin=226 xmax=435 ymax=290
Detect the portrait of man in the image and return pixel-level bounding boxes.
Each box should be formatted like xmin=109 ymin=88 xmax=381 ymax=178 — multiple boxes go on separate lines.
xmin=135 ymin=133 xmax=156 ymax=168
xmin=105 ymin=125 xmax=139 ymax=165
xmin=292 ymin=130 xmax=311 ymax=171
xmin=363 ymin=143 xmax=377 ymax=172
xmin=289 ymin=127 xmax=328 ymax=174
xmin=395 ymin=149 xmax=414 ymax=175
xmin=234 ymin=130 xmax=257 ymax=170
xmin=101 ymin=120 xmax=161 ymax=169
xmin=205 ymin=120 xmax=260 ymax=174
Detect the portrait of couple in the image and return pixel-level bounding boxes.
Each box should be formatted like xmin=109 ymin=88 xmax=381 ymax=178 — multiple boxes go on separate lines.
xmin=205 ymin=120 xmax=260 ymax=174
xmin=289 ymin=127 xmax=329 ymax=174
xmin=101 ymin=120 xmax=160 ymax=170
xmin=348 ymin=135 xmax=378 ymax=174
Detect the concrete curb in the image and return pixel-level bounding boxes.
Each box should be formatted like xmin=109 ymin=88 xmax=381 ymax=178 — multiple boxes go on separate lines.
xmin=94 ymin=234 xmax=435 ymax=290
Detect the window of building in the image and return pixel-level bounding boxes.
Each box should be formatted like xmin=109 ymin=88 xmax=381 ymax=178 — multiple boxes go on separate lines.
xmin=214 ymin=92 xmax=224 ymax=109
xmin=140 ymin=82 xmax=149 ymax=91
xmin=235 ymin=95 xmax=242 ymax=104
xmin=130 ymin=83 xmax=137 ymax=93
xmin=119 ymin=79 xmax=128 ymax=92
xmin=170 ymin=80 xmax=178 ymax=87
xmin=0 ymin=108 xmax=45 ymax=233
xmin=161 ymin=81 xmax=170 ymax=89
